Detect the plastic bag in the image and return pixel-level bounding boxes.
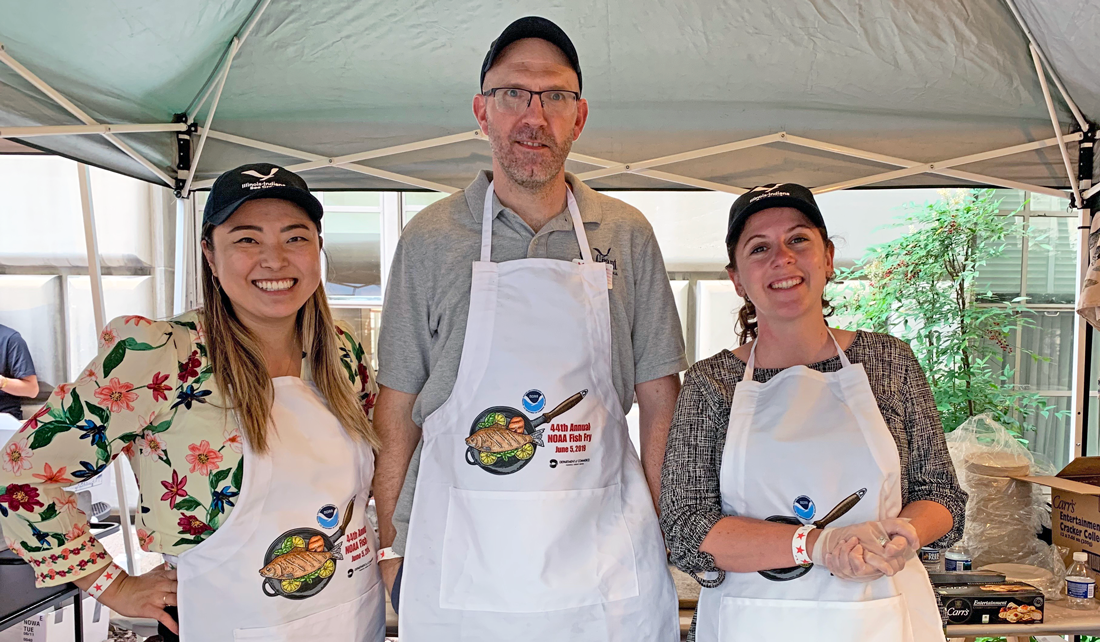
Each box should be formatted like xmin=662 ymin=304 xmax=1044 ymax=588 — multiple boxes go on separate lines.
xmin=945 ymin=414 xmax=1067 ymax=599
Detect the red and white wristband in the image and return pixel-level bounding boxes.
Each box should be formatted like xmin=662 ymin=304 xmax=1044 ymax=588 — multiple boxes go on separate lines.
xmin=86 ymin=562 xmax=125 ymax=600
xmin=792 ymin=525 xmax=816 ymax=566
xmin=377 ymin=547 xmax=402 ymax=562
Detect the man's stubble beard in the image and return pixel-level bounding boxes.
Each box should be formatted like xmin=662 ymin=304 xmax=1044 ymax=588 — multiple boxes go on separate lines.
xmin=487 ymin=120 xmax=574 ymax=192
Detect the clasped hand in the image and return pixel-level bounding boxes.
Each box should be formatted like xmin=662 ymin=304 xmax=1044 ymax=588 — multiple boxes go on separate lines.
xmin=810 ymin=519 xmax=920 ymax=582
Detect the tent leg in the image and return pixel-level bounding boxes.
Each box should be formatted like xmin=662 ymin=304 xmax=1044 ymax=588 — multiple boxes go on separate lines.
xmin=1072 ymin=131 xmax=1096 ymax=460
xmin=77 ymin=163 xmax=138 ymax=575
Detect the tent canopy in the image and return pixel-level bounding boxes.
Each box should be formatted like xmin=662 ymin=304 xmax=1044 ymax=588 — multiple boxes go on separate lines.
xmin=0 ymin=0 xmax=1096 ymax=195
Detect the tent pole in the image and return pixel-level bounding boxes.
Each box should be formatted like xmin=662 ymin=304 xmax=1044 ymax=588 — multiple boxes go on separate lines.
xmin=0 ymin=43 xmax=174 ymax=187
xmin=1072 ymin=130 xmax=1095 ymax=460
xmin=815 ymin=133 xmax=1082 ymax=193
xmin=189 ymin=128 xmax=467 ymax=193
xmin=0 ymin=123 xmax=187 ymax=138
xmin=783 ymin=134 xmax=1070 ymax=198
xmin=77 ymin=163 xmax=139 ymax=576
xmin=181 ymin=38 xmax=239 ymax=197
xmin=286 ymin=131 xmax=482 ymax=174
xmin=576 ymin=132 xmax=784 ymax=181
xmin=1030 ymin=45 xmax=1083 ymax=207
xmin=1002 ymin=0 xmax=1090 ymax=133
xmin=187 ymin=0 xmax=272 ymax=117
xmin=571 ymin=130 xmax=1075 ymax=197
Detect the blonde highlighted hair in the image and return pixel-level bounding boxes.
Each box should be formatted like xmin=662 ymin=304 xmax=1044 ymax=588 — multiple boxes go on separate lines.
xmin=201 ymin=223 xmax=380 ymax=453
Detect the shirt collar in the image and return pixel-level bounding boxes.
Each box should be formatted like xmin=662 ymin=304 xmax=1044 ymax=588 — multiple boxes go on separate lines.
xmin=464 ymin=170 xmax=604 ymax=229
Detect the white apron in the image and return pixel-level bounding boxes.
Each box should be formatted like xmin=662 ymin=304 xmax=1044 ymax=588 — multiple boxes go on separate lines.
xmin=175 ymin=377 xmax=386 ymax=641
xmin=694 ymin=333 xmax=944 ymax=642
xmin=399 ymin=182 xmax=679 ymax=641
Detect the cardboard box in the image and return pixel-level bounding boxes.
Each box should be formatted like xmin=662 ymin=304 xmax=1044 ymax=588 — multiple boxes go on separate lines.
xmin=0 ymin=594 xmax=109 ymax=642
xmin=1015 ymin=456 xmax=1100 ymax=571
xmin=929 ymin=570 xmax=1006 ymax=586
xmin=936 ymin=582 xmax=1044 ymax=625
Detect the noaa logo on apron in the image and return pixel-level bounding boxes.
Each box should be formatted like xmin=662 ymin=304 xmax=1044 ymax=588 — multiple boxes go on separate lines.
xmin=317 ymin=504 xmax=339 ymax=530
xmin=792 ymin=495 xmax=816 ymax=521
xmin=522 ymin=390 xmax=545 ymax=413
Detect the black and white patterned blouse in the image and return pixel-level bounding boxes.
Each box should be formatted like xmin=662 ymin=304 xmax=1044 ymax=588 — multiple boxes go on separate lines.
xmin=660 ymin=330 xmax=966 ymax=582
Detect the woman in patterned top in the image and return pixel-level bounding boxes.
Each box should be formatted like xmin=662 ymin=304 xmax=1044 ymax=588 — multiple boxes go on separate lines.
xmin=0 ymin=164 xmax=386 ymax=641
xmin=660 ymin=184 xmax=965 ymax=642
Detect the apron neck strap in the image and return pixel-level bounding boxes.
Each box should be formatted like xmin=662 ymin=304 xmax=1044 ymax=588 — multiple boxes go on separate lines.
xmin=742 ymin=328 xmax=851 ymax=382
xmin=481 ymin=181 xmax=593 ymax=263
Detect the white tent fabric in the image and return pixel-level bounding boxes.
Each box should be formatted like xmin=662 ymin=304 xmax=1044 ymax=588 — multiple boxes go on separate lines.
xmin=0 ymin=0 xmax=1095 ymax=194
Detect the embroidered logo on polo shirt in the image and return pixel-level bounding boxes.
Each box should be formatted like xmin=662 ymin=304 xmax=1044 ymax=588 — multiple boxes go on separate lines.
xmin=593 ymin=247 xmax=618 ymax=276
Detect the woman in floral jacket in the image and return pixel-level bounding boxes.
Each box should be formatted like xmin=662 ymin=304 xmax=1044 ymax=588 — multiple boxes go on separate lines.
xmin=0 ymin=164 xmax=385 ymax=641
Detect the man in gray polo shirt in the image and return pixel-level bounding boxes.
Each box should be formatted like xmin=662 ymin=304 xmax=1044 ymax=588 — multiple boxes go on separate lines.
xmin=374 ymin=18 xmax=685 ymax=635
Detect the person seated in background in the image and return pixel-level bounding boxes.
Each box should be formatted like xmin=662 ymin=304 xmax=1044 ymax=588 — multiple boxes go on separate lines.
xmin=0 ymin=322 xmax=38 ymax=424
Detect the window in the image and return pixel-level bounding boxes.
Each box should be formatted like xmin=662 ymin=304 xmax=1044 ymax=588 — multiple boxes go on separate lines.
xmin=318 ymin=192 xmax=383 ymax=301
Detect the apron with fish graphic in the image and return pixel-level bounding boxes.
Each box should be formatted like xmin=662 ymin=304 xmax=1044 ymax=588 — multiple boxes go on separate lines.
xmin=399 ymin=182 xmax=678 ymax=641
xmin=175 ymin=377 xmax=386 ymax=641
xmin=693 ymin=332 xmax=944 ymax=642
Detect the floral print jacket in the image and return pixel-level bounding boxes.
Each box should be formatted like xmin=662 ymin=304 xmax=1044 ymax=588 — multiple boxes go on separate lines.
xmin=0 ymin=310 xmax=377 ymax=587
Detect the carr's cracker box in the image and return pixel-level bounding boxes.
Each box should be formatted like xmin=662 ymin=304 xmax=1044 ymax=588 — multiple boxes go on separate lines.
xmin=1015 ymin=456 xmax=1100 ymax=570
xmin=936 ymin=582 xmax=1044 ymax=626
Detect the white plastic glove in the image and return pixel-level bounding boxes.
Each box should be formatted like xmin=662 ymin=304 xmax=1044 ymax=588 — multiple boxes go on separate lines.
xmin=811 ymin=519 xmax=921 ymax=580
xmin=824 ymin=537 xmax=886 ymax=582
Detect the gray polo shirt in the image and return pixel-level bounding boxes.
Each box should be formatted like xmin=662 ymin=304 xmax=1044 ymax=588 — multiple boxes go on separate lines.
xmin=378 ymin=170 xmax=687 ymax=553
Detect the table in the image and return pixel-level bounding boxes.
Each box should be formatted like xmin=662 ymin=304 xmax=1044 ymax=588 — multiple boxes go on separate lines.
xmin=946 ymin=600 xmax=1100 ymax=640
xmin=0 ymin=523 xmax=120 ymax=642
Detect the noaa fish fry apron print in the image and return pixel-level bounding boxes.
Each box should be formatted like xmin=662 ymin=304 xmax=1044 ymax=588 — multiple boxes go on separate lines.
xmin=399 ymin=182 xmax=679 ymax=641
xmin=693 ymin=332 xmax=944 ymax=642
xmin=174 ymin=377 xmax=386 ymax=641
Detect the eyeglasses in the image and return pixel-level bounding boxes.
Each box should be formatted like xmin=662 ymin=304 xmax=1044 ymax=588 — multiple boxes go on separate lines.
xmin=483 ymin=87 xmax=580 ymax=116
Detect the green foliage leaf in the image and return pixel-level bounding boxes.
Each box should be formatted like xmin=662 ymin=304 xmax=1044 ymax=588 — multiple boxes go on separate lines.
xmin=147 ymin=419 xmax=173 ymax=434
xmin=121 ymin=337 xmax=158 ymax=351
xmin=173 ymin=496 xmax=202 ymax=512
xmin=20 ymin=540 xmax=46 ymax=553
xmin=65 ymin=390 xmax=84 ymax=425
xmin=29 ymin=422 xmax=74 ymax=449
xmin=102 ymin=342 xmax=128 ymax=378
xmin=232 ymin=460 xmax=244 ymax=491
xmin=209 ymin=468 xmax=231 ymax=489
xmin=37 ymin=503 xmax=59 ymax=522
xmin=84 ymin=401 xmax=109 ymax=427
xmin=172 ymin=536 xmax=205 ymax=547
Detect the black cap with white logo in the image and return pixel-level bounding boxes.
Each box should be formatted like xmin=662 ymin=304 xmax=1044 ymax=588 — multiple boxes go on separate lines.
xmin=202 ymin=163 xmax=323 ymax=227
xmin=725 ymin=183 xmax=825 ymax=246
xmin=481 ymin=16 xmax=582 ymax=94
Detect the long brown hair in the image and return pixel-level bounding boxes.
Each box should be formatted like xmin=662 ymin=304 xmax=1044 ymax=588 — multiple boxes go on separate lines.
xmin=201 ymin=223 xmax=380 ymax=453
xmin=727 ymin=225 xmax=836 ymax=346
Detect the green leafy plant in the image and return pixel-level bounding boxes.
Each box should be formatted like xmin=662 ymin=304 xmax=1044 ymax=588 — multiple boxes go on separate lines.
xmin=831 ymin=189 xmax=1059 ymax=437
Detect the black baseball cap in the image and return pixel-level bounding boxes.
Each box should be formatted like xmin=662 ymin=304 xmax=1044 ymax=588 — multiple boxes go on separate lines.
xmin=202 ymin=163 xmax=323 ymax=227
xmin=726 ymin=183 xmax=826 ymax=246
xmin=481 ymin=16 xmax=582 ymax=94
